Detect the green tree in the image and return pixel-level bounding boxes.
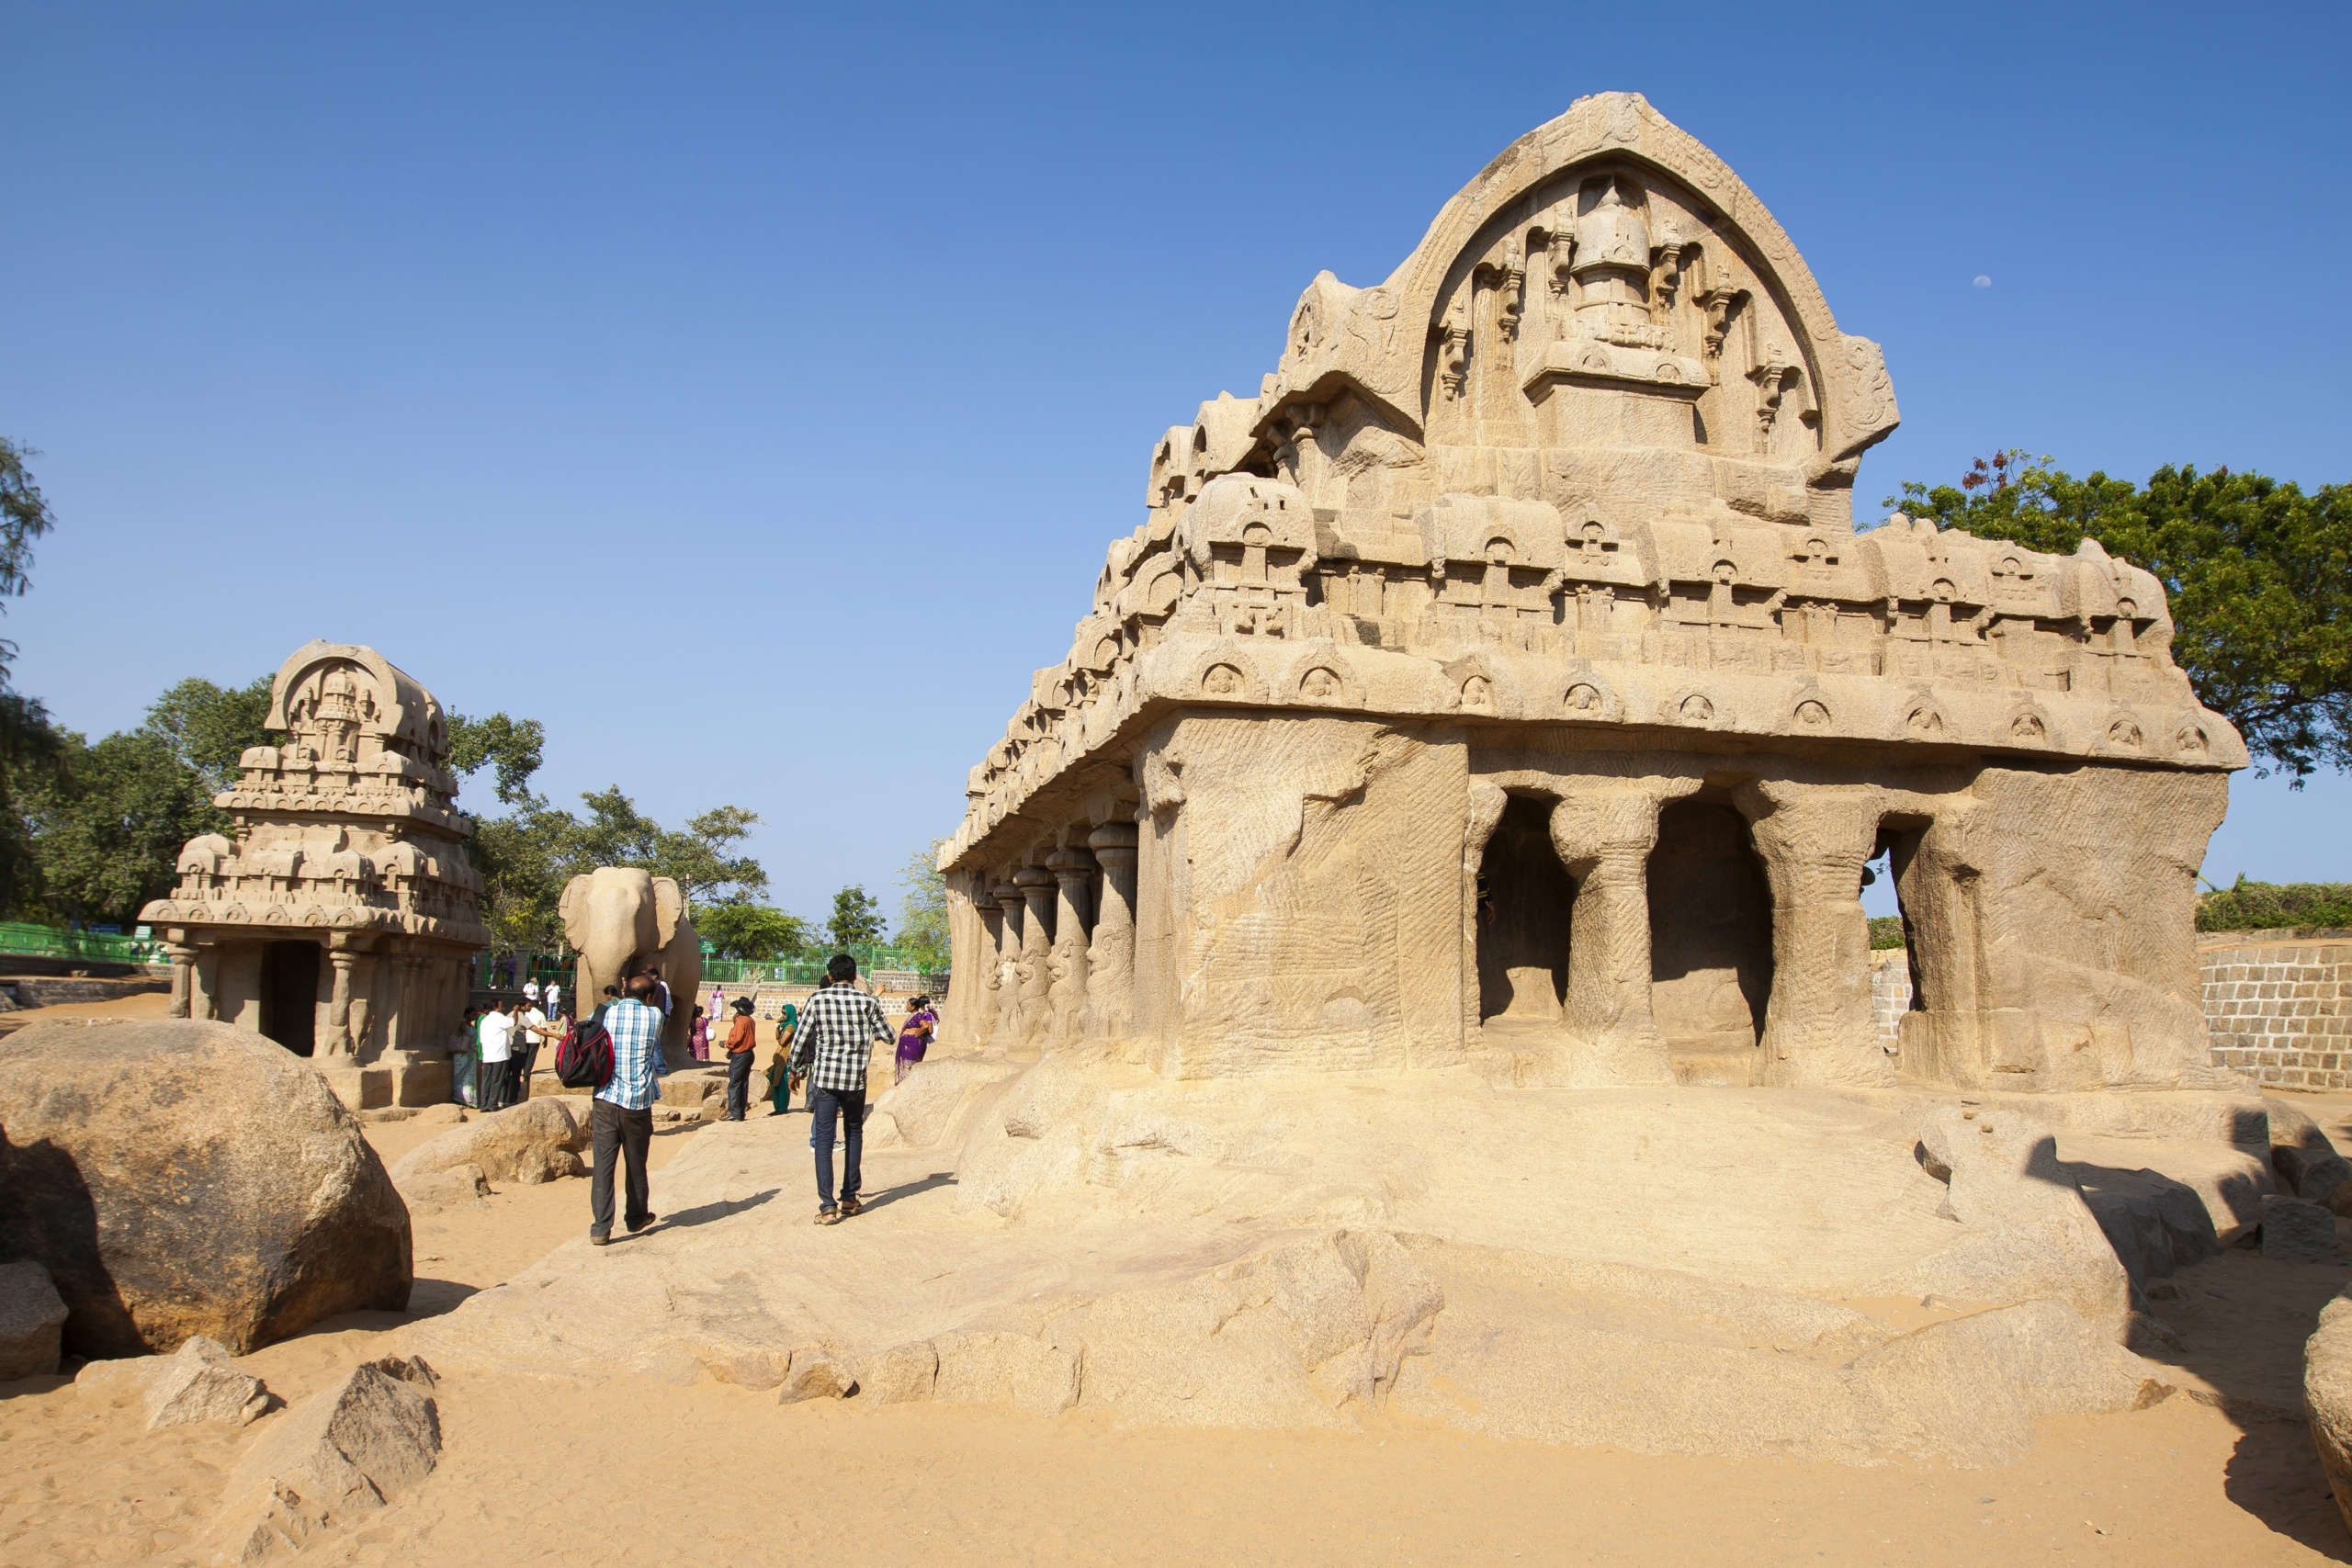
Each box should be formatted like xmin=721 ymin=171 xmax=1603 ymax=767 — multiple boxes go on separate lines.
xmin=0 ymin=436 xmax=57 ymax=678
xmin=141 ymin=675 xmax=275 ymax=795
xmin=1890 ymin=454 xmax=2352 ymax=782
xmin=447 ymin=711 xmax=546 ymax=807
xmin=827 ymin=884 xmax=885 ymax=950
xmin=25 ymin=730 xmax=218 ymax=927
xmin=897 ymin=840 xmax=950 ymax=970
xmin=0 ymin=691 xmax=64 ymax=917
xmin=697 ymin=902 xmax=814 ymax=960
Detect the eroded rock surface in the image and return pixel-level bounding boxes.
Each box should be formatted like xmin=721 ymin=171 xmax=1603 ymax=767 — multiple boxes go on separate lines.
xmin=0 ymin=1020 xmax=412 ymax=1356
xmin=390 ymin=1097 xmax=585 ymax=1188
xmin=209 ymin=1359 xmax=440 ymax=1564
xmin=0 ymin=1257 xmax=67 ymax=1380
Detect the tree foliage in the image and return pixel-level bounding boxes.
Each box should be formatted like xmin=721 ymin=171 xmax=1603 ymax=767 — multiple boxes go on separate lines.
xmin=897 ymin=840 xmax=949 ymax=969
xmin=0 ymin=437 xmax=57 ymax=676
xmin=2196 ymin=877 xmax=2352 ymax=934
xmin=447 ymin=711 xmax=545 ymax=807
xmin=827 ymin=884 xmax=885 ymax=950
xmin=697 ymin=902 xmax=814 ymax=961
xmin=444 ymin=728 xmax=770 ymax=955
xmin=141 ymin=675 xmax=275 ymax=795
xmin=1890 ymin=453 xmax=2352 ymax=782
xmin=23 ymin=730 xmax=220 ymax=927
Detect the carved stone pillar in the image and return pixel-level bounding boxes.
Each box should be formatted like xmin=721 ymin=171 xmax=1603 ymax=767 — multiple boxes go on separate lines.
xmin=1046 ymin=845 xmax=1096 ymax=1044
xmin=972 ymin=890 xmax=1004 ymax=1046
xmin=1082 ymin=822 xmax=1139 ymax=1040
xmin=1014 ymin=865 xmax=1056 ymax=1054
xmin=1737 ymin=782 xmax=1894 ymax=1089
xmin=323 ymin=939 xmax=359 ymax=1058
xmin=1549 ymin=791 xmax=1675 ymax=1085
xmin=376 ymin=944 xmax=409 ymax=1053
xmin=165 ymin=942 xmax=197 ymax=1020
xmin=990 ymin=877 xmax=1027 ymax=1051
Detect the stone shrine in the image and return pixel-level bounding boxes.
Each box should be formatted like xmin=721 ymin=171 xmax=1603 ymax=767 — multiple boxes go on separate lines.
xmin=937 ymin=93 xmax=2248 ymax=1097
xmin=141 ymin=641 xmax=488 ymax=1108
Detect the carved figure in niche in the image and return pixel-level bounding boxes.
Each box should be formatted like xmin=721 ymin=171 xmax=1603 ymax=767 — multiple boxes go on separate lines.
xmin=1794 ymin=699 xmax=1830 ymax=727
xmin=1567 ymin=176 xmax=1668 ymax=352
xmin=2109 ymin=718 xmax=2143 ymax=748
xmin=312 ymin=665 xmax=366 ymax=764
xmin=1203 ymin=663 xmax=1244 ymax=696
xmin=1907 ymin=705 xmax=1945 ymax=736
xmin=1566 ymin=520 xmax=1618 ymax=563
xmin=2011 ymin=712 xmax=2048 ymax=741
xmin=1566 ymin=682 xmax=1602 ymax=714
xmin=1300 ymin=667 xmax=1341 ymax=702
xmin=1462 ymin=676 xmax=1494 ymax=711
xmin=1679 ymin=694 xmax=1714 ymax=722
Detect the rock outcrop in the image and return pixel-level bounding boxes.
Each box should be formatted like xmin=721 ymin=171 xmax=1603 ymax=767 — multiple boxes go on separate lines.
xmin=0 ymin=1257 xmax=67 ymax=1380
xmin=209 ymin=1358 xmax=441 ymax=1564
xmin=0 ymin=1020 xmax=413 ymax=1356
xmin=78 ymin=1334 xmax=273 ymax=1428
xmin=2267 ymin=1097 xmax=2352 ymax=1213
xmin=2307 ymin=1286 xmax=2352 ymax=1538
xmin=389 ymin=1097 xmax=586 ymax=1189
xmin=2259 ymin=1194 xmax=2340 ymax=1261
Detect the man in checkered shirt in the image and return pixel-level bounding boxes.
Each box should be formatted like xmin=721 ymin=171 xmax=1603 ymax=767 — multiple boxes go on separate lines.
xmin=801 ymin=953 xmax=895 ymax=1224
xmin=588 ymin=973 xmax=666 ymax=1246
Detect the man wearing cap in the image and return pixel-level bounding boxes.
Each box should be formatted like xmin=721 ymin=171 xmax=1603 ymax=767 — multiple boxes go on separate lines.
xmin=720 ymin=995 xmax=760 ymax=1120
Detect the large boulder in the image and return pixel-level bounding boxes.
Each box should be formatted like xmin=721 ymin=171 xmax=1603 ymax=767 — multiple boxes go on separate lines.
xmin=390 ymin=1097 xmax=586 ymax=1189
xmin=2308 ymin=1287 xmax=2352 ymax=1539
xmin=0 ymin=1020 xmax=413 ymax=1357
xmin=0 ymin=1258 xmax=67 ymax=1379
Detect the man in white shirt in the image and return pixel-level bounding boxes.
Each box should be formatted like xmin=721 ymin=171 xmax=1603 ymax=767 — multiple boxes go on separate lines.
xmin=477 ymin=998 xmax=516 ymax=1111
xmin=523 ymin=977 xmax=541 ymax=1010
xmin=510 ymin=999 xmax=557 ymax=1105
xmin=545 ymin=978 xmax=563 ymax=1019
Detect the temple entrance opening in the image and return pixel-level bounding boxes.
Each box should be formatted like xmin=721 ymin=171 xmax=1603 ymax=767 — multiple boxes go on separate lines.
xmin=258 ymin=939 xmax=320 ymax=1056
xmin=1647 ymin=800 xmax=1773 ymax=1083
xmin=1877 ymin=821 xmax=1934 ymax=1013
xmin=1476 ymin=793 xmax=1575 ymax=1026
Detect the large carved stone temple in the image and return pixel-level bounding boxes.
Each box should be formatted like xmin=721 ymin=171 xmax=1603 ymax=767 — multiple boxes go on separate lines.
xmin=937 ymin=94 xmax=2245 ymax=1097
xmin=141 ymin=641 xmax=488 ymax=1107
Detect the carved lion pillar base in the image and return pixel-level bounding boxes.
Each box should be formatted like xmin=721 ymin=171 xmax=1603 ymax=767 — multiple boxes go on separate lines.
xmin=1550 ymin=790 xmax=1677 ymax=1086
xmin=1738 ymin=782 xmax=1894 ymax=1089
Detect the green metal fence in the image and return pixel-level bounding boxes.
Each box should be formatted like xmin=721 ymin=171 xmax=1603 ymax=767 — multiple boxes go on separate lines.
xmin=0 ymin=921 xmax=168 ymax=965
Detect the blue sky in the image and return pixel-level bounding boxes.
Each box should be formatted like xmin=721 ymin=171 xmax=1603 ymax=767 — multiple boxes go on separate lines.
xmin=2 ymin=2 xmax=2346 ymax=926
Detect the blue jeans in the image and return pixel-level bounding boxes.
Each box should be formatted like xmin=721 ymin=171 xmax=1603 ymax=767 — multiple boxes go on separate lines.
xmin=809 ymin=1086 xmax=865 ymax=1210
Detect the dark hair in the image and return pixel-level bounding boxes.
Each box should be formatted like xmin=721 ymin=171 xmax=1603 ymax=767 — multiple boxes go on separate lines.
xmin=732 ymin=997 xmax=755 ymax=1014
xmin=826 ymin=953 xmax=857 ymax=984
xmin=693 ymin=1005 xmax=705 ymax=1018
xmin=908 ymin=995 xmax=931 ymax=1010
xmin=602 ymin=985 xmax=619 ymax=997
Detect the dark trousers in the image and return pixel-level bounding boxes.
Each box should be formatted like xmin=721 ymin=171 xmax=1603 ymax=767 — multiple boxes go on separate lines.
xmin=589 ymin=1099 xmax=653 ymax=1236
xmin=725 ymin=1049 xmax=754 ymax=1118
xmin=479 ymin=1058 xmax=510 ymax=1111
xmin=809 ymin=1086 xmax=865 ymax=1209
xmin=512 ymin=1043 xmax=538 ymax=1103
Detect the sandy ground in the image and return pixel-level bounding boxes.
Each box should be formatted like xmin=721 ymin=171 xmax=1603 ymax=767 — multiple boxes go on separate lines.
xmin=2 ymin=1083 xmax=2350 ymax=1564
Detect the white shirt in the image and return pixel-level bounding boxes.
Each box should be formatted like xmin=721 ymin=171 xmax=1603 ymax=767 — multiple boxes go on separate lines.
xmin=514 ymin=1008 xmax=548 ymax=1048
xmin=523 ymin=980 xmax=541 ymax=1003
xmin=545 ymin=983 xmax=563 ymax=1015
xmin=478 ymin=1011 xmax=515 ymax=1063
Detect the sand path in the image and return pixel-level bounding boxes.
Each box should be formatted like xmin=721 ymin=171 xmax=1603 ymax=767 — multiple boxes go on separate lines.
xmin=0 ymin=1088 xmax=2349 ymax=1563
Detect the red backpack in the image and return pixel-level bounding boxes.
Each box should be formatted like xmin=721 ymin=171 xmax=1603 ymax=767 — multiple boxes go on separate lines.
xmin=553 ymin=1012 xmax=613 ymax=1089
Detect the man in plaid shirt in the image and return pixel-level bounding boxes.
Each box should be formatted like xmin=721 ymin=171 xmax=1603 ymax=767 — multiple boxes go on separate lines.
xmin=801 ymin=953 xmax=895 ymax=1224
xmin=588 ymin=974 xmax=666 ymax=1245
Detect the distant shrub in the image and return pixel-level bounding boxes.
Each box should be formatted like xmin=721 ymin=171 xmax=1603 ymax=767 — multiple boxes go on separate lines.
xmin=1867 ymin=915 xmax=1907 ymax=951
xmin=2197 ymin=877 xmax=2352 ymax=933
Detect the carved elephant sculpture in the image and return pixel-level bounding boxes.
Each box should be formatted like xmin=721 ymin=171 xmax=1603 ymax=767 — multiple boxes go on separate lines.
xmin=559 ymin=867 xmax=703 ymax=1067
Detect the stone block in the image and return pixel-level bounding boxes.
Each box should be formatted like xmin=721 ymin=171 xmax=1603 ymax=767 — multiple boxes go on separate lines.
xmin=2259 ymin=1194 xmax=2340 ymax=1261
xmin=0 ymin=1258 xmax=68 ymax=1380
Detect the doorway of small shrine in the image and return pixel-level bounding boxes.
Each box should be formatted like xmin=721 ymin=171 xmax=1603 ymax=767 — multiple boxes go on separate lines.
xmin=1476 ymin=793 xmax=1575 ymax=1026
xmin=258 ymin=940 xmax=320 ymax=1056
xmin=1646 ymin=800 xmax=1773 ymax=1083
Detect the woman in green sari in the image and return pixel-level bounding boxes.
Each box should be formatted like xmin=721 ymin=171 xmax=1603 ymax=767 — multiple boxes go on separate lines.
xmin=763 ymin=1000 xmax=799 ymax=1115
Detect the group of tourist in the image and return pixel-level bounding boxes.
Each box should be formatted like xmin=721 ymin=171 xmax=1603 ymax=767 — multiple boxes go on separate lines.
xmin=452 ymin=953 xmax=941 ymax=1240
